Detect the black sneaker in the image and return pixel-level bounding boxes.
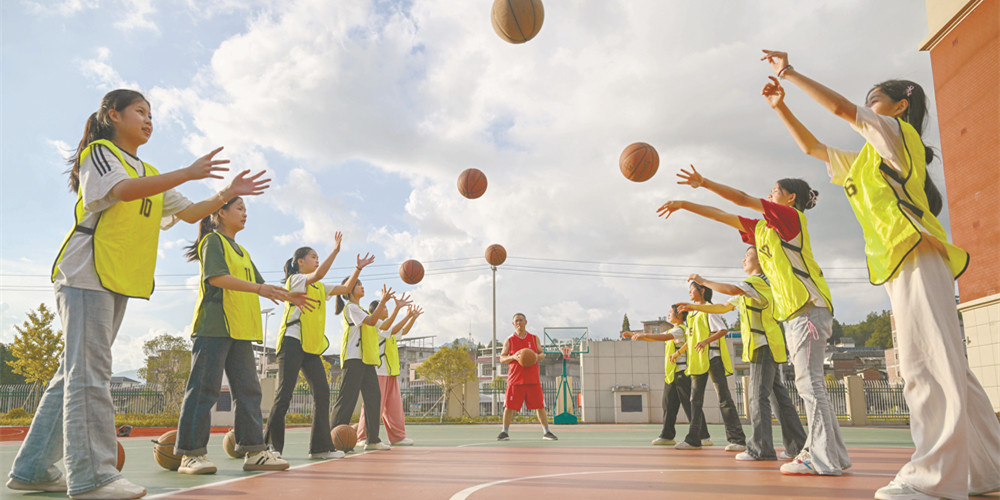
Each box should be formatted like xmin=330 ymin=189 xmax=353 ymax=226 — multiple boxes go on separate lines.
xmin=542 ymin=431 xmax=558 ymax=441
xmin=497 ymin=431 xmax=510 ymax=441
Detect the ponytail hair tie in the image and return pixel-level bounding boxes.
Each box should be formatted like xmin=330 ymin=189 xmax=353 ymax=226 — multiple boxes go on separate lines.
xmin=906 ymin=85 xmax=914 ymax=97
xmin=807 ymin=189 xmax=819 ymax=208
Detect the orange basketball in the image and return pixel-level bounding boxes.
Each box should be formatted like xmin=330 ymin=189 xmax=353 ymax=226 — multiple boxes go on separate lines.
xmin=458 ymin=168 xmax=487 ymax=199
xmin=619 ymin=142 xmax=659 ymax=182
xmin=516 ymin=348 xmax=537 ymax=367
xmin=491 ymin=0 xmax=544 ymax=44
xmin=152 ymin=430 xmax=181 ymax=471
xmin=400 ymin=259 xmax=425 ymax=285
xmin=222 ymin=428 xmax=241 ymax=458
xmin=485 ymin=244 xmax=507 ymax=266
xmin=116 ymin=440 xmax=125 ymax=471
xmin=332 ymin=424 xmax=357 ymax=452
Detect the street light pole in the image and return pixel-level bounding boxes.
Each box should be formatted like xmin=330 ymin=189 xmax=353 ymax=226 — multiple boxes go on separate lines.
xmin=491 ymin=265 xmax=497 ymax=416
xmin=260 ymin=307 xmax=275 ymax=378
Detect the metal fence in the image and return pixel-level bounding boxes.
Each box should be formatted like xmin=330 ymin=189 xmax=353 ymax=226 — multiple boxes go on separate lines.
xmin=733 ymin=379 xmax=907 ymax=422
xmin=0 ymin=384 xmax=168 ymax=415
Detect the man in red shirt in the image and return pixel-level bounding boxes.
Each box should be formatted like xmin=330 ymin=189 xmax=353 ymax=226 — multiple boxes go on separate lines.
xmin=497 ymin=313 xmax=558 ymax=441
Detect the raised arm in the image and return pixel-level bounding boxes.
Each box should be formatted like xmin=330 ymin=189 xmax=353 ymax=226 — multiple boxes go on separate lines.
xmin=304 ymin=232 xmax=342 ymax=286
xmin=657 ymin=200 xmax=742 ymax=230
xmin=361 ymin=285 xmax=393 ymax=326
xmin=379 ymin=293 xmax=412 ymax=331
xmin=173 ymin=169 xmax=271 ymax=223
xmin=761 ymin=50 xmax=857 ymax=124
xmin=675 ymin=165 xmax=764 ymax=213
xmin=327 ymin=253 xmax=376 ymax=297
xmin=623 ymin=331 xmax=677 ymax=342
xmin=396 ymin=306 xmax=422 ymax=336
xmin=762 ymin=77 xmax=829 ymax=162
xmin=688 ymin=273 xmax=745 ymax=298
xmin=676 ymin=301 xmax=735 ymax=315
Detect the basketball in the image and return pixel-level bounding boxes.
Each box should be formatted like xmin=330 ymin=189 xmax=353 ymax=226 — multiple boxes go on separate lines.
xmin=491 ymin=0 xmax=544 ymax=44
xmin=152 ymin=430 xmax=182 ymax=471
xmin=457 ymin=168 xmax=487 ymax=199
xmin=116 ymin=440 xmax=125 ymax=471
xmin=223 ymin=428 xmax=242 ymax=458
xmin=332 ymin=424 xmax=357 ymax=452
xmin=619 ymin=142 xmax=659 ymax=182
xmin=400 ymin=259 xmax=425 ymax=285
xmin=485 ymin=244 xmax=507 ymax=266
xmin=516 ymin=348 xmax=537 ymax=367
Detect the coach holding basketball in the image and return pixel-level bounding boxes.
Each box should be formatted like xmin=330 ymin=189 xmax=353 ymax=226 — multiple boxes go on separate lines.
xmin=496 ymin=313 xmax=558 ymax=442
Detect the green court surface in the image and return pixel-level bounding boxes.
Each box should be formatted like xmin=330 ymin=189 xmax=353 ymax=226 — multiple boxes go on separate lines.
xmin=1 ymin=424 xmax=915 ymax=498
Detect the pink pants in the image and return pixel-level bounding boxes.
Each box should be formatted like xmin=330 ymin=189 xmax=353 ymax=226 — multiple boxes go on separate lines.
xmin=357 ymin=375 xmax=406 ymax=444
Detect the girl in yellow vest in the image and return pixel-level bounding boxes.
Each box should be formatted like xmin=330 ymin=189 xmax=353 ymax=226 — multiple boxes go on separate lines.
xmin=331 ymin=280 xmax=396 ymax=450
xmin=174 ymin=197 xmax=315 ymax=475
xmin=759 ymin=50 xmax=1000 ymax=499
xmin=658 ymin=170 xmax=850 ymax=476
xmin=263 ymin=236 xmax=376 ymax=459
xmin=357 ymin=302 xmax=421 ymax=446
xmin=7 ymin=89 xmax=267 ymax=500
xmin=678 ymin=248 xmax=806 ymax=463
xmin=625 ymin=304 xmax=709 ymax=446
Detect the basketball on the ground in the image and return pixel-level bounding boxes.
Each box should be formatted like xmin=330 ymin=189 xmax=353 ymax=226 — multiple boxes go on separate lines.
xmin=223 ymin=429 xmax=241 ymax=458
xmin=491 ymin=0 xmax=544 ymax=44
xmin=516 ymin=348 xmax=537 ymax=367
xmin=400 ymin=259 xmax=425 ymax=285
xmin=116 ymin=440 xmax=125 ymax=471
xmin=332 ymin=424 xmax=358 ymax=452
xmin=485 ymin=244 xmax=507 ymax=266
xmin=152 ymin=430 xmax=181 ymax=471
xmin=619 ymin=142 xmax=659 ymax=182
xmin=457 ymin=168 xmax=487 ymax=199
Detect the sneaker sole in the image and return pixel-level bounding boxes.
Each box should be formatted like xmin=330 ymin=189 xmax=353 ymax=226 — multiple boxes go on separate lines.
xmin=542 ymin=438 xmax=557 ymax=441
xmin=177 ymin=467 xmax=217 ymax=475
xmin=7 ymin=481 xmax=67 ymax=493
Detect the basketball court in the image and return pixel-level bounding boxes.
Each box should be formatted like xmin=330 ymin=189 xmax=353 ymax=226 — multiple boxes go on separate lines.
xmin=7 ymin=423 xmax=992 ymax=499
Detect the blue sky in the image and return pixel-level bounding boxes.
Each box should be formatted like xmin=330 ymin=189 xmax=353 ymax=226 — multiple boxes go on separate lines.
xmin=1 ymin=0 xmax=952 ymax=375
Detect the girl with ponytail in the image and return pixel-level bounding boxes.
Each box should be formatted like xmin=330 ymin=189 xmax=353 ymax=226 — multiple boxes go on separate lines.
xmin=8 ymin=89 xmax=266 ymax=499
xmin=760 ymin=50 xmax=999 ymax=500
xmin=657 ymin=165 xmax=849 ymax=477
xmin=263 ymin=236 xmax=375 ymax=459
xmin=174 ymin=197 xmax=316 ymax=476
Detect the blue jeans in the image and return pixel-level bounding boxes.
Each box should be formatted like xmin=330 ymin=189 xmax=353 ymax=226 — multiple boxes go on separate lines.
xmin=174 ymin=336 xmax=266 ymax=456
xmin=8 ymin=285 xmax=128 ymax=496
xmin=746 ymin=346 xmax=806 ymax=460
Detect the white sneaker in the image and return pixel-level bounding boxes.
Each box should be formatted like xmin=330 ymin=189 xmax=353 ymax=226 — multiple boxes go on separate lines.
xmin=364 ymin=442 xmax=391 ymax=451
xmin=7 ymin=475 xmax=67 ymax=492
xmin=674 ymin=441 xmax=701 ymax=450
xmin=734 ymin=451 xmax=757 ymax=461
xmin=178 ymin=455 xmax=217 ymax=475
xmin=874 ymin=481 xmax=938 ymax=500
xmin=778 ymin=450 xmax=794 ymax=460
xmin=724 ymin=443 xmax=746 ymax=452
xmin=780 ymin=457 xmax=841 ymax=476
xmin=309 ymin=450 xmax=346 ymax=459
xmin=701 ymin=439 xmax=714 ymax=446
xmin=70 ymin=478 xmax=146 ymax=499
xmin=651 ymin=437 xmax=676 ymax=446
xmin=243 ymin=450 xmax=289 ymax=471
xmin=267 ymin=446 xmax=281 ymax=459
xmin=391 ymin=438 xmax=414 ymax=446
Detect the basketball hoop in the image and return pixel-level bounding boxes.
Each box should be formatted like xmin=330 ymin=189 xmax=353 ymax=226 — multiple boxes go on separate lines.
xmin=557 ymin=339 xmax=574 ymax=360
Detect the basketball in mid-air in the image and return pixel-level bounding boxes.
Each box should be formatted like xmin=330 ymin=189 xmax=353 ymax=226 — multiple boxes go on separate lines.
xmin=152 ymin=430 xmax=182 ymax=471
xmin=400 ymin=259 xmax=425 ymax=285
xmin=491 ymin=0 xmax=545 ymax=44
xmin=458 ymin=168 xmax=488 ymax=199
xmin=619 ymin=142 xmax=659 ymax=182
xmin=332 ymin=424 xmax=358 ymax=452
xmin=516 ymin=348 xmax=537 ymax=367
xmin=485 ymin=244 xmax=507 ymax=266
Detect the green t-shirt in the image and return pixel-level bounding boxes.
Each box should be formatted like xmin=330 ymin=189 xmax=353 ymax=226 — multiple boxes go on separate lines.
xmin=191 ymin=232 xmax=264 ymax=338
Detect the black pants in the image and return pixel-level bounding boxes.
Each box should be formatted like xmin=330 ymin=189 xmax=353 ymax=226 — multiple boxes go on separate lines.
xmin=264 ymin=337 xmax=334 ymax=454
xmin=331 ymin=358 xmax=382 ymax=444
xmin=660 ymin=371 xmax=709 ymax=440
xmin=684 ymin=356 xmax=746 ymax=446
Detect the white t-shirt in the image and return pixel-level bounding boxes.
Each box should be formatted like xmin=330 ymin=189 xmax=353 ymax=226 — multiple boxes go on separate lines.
xmin=342 ymin=302 xmax=369 ymax=361
xmin=282 ymin=274 xmax=309 ymax=341
xmin=53 ymin=144 xmax=192 ymax=292
xmin=375 ymin=323 xmax=397 ymax=377
xmin=668 ymin=326 xmax=686 ymax=373
xmin=728 ymin=277 xmax=769 ymax=347
xmin=706 ymin=312 xmax=727 ymax=360
xmin=826 ymin=105 xmax=908 ymax=186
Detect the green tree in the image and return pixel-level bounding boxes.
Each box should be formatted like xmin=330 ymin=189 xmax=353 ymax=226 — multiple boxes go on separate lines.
xmin=8 ymin=304 xmax=64 ymax=404
xmin=621 ymin=314 xmax=631 ymax=333
xmin=866 ymin=328 xmax=894 ymax=348
xmin=416 ymin=344 xmax=477 ymax=419
xmin=1 ymin=343 xmax=27 ymax=385
xmin=137 ymin=334 xmax=192 ymax=413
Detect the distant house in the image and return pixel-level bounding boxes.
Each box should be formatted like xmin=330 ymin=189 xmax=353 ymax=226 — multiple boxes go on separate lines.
xmin=110 ymin=376 xmax=142 ymax=387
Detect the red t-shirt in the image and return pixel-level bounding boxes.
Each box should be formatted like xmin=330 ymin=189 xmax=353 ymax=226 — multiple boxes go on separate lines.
xmin=506 ymin=332 xmax=541 ymax=386
xmin=738 ymin=199 xmax=802 ymax=245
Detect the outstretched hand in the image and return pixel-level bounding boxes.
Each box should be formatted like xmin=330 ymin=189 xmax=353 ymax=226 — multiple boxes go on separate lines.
xmin=761 ymin=76 xmax=785 ymax=108
xmin=332 ymin=231 xmax=343 ymax=253
xmin=226 ymin=170 xmax=271 ymax=198
xmin=760 ymin=49 xmax=789 ymax=75
xmin=394 ymin=292 xmax=412 ymax=308
xmin=675 ymin=302 xmax=693 ymax=313
xmin=687 ymin=274 xmax=704 ymax=285
xmin=185 ymin=147 xmax=230 ymax=181
xmin=656 ymin=200 xmax=684 ymax=220
xmin=676 ymin=165 xmax=704 ymax=188
xmin=356 ymin=253 xmax=375 ymax=269
xmin=288 ymin=291 xmax=319 ymax=312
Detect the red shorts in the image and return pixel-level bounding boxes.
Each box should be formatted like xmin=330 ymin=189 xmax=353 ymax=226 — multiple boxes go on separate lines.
xmin=505 ymin=383 xmax=544 ymax=411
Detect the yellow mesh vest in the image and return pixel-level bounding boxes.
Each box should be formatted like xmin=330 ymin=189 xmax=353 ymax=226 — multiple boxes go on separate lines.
xmin=383 ymin=335 xmax=400 ymax=376
xmin=843 ymin=118 xmax=969 ymax=284
xmin=51 ymin=139 xmax=162 ymax=298
xmin=340 ymin=305 xmax=381 ymax=366
xmin=276 ymin=281 xmax=328 ymax=355
xmin=190 ymin=233 xmax=262 ymax=341
xmin=684 ymin=311 xmax=732 ymax=376
xmin=754 ymin=213 xmax=833 ymax=321
xmin=663 ymin=339 xmax=677 ymax=384
xmin=738 ymin=275 xmax=787 ymax=363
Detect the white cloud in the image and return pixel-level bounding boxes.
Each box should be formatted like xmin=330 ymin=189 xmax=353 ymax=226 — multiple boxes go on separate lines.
xmin=77 ymin=47 xmax=141 ymax=91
